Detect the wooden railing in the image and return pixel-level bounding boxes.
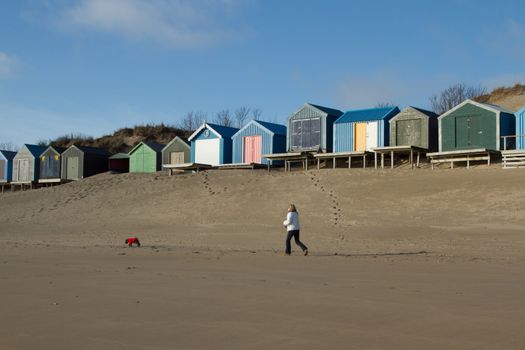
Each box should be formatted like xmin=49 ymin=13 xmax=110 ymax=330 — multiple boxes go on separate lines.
xmin=501 ymin=135 xmax=525 ymax=151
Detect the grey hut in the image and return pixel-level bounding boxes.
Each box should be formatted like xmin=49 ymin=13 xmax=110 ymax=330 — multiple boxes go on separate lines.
xmin=61 ymin=145 xmax=110 ymax=181
xmin=12 ymin=144 xmax=47 ymax=183
xmin=162 ymin=136 xmax=191 ymax=166
xmin=39 ymin=146 xmax=66 ymax=184
xmin=389 ymin=107 xmax=439 ymax=151
xmin=287 ymin=103 xmax=343 ymax=152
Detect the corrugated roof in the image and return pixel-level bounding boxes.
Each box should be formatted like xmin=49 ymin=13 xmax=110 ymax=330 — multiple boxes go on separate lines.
xmin=25 ymin=144 xmax=48 ymax=157
xmin=409 ymin=106 xmax=439 ymax=119
xmin=308 ymin=103 xmax=344 ymax=117
xmin=254 ymin=120 xmax=287 ymax=135
xmin=74 ymin=145 xmax=111 ymax=156
xmin=0 ymin=150 xmax=17 ymax=160
xmin=335 ymin=106 xmax=400 ymax=123
xmin=206 ymin=123 xmax=240 ymax=138
xmin=109 ymin=153 xmax=130 ymax=159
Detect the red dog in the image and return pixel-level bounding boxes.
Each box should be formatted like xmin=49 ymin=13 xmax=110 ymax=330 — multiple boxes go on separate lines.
xmin=125 ymin=237 xmax=141 ymax=247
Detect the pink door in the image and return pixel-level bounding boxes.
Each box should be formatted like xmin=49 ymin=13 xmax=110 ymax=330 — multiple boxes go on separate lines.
xmin=243 ymin=136 xmax=262 ymax=164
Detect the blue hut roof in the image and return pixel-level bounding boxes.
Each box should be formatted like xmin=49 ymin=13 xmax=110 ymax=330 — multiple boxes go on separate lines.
xmin=0 ymin=150 xmax=16 ymax=160
xmin=24 ymin=144 xmax=47 ymax=157
xmin=335 ymin=106 xmax=400 ymax=123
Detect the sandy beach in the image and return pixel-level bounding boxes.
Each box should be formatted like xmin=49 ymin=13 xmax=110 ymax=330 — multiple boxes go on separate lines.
xmin=1 ymin=167 xmax=525 ymax=349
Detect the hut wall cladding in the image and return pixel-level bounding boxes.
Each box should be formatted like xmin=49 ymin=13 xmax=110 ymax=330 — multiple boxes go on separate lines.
xmin=61 ymin=147 xmax=85 ymax=180
xmin=13 ymin=147 xmax=37 ymax=182
xmin=287 ymin=106 xmax=336 ymax=152
xmin=517 ymin=107 xmax=525 ymax=149
xmin=130 ymin=144 xmax=161 ymax=173
xmin=39 ymin=148 xmax=61 ymax=179
xmin=440 ymin=104 xmax=496 ymax=151
xmin=232 ymin=123 xmax=274 ymax=164
xmin=389 ymin=108 xmax=438 ymax=150
xmin=333 ymin=120 xmax=386 ymax=152
xmin=162 ymin=139 xmax=190 ymax=165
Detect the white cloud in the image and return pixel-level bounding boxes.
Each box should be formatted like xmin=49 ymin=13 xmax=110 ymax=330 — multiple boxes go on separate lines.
xmin=59 ymin=0 xmax=248 ymax=49
xmin=0 ymin=52 xmax=19 ymax=79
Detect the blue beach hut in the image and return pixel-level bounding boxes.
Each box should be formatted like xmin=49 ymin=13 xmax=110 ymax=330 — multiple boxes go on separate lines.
xmin=515 ymin=106 xmax=525 ymax=149
xmin=188 ymin=122 xmax=239 ymax=166
xmin=232 ymin=120 xmax=287 ymax=164
xmin=333 ymin=106 xmax=400 ymax=152
xmin=0 ymin=150 xmax=16 ymax=183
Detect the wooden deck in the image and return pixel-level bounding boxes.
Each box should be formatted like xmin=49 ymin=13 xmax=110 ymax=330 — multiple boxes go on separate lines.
xmin=217 ymin=163 xmax=267 ymax=170
xmin=263 ymin=152 xmax=313 ymax=172
xmin=9 ymin=181 xmax=35 ymax=191
xmin=0 ymin=181 xmax=9 ymax=193
xmin=163 ymin=163 xmax=213 ymax=175
xmin=371 ymin=145 xmax=427 ymax=169
xmin=427 ymin=149 xmax=500 ymax=169
xmin=313 ymin=151 xmax=371 ymax=169
xmin=501 ymin=150 xmax=525 ymax=168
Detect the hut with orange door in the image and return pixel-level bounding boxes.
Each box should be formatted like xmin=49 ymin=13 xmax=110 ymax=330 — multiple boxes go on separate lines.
xmin=232 ymin=120 xmax=287 ymax=164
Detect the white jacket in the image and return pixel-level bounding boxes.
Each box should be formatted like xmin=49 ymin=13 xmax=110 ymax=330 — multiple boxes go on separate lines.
xmin=283 ymin=211 xmax=300 ymax=231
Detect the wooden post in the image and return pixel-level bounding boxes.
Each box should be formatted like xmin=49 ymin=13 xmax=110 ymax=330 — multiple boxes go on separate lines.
xmin=333 ymin=157 xmax=336 ymax=169
xmin=305 ymin=158 xmax=308 ymax=171
xmin=390 ymin=150 xmax=394 ymax=169
xmin=488 ymin=152 xmax=491 ymax=166
xmin=381 ymin=153 xmax=384 ymax=169
xmin=374 ymin=152 xmax=378 ymax=169
xmin=410 ymin=149 xmax=414 ymax=169
xmin=417 ymin=152 xmax=420 ymax=167
xmin=363 ymin=154 xmax=366 ymax=168
xmin=467 ymin=155 xmax=470 ymax=169
xmin=349 ymin=156 xmax=351 ymax=169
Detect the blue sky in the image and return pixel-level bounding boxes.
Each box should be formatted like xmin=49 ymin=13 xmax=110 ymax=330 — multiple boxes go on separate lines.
xmin=1 ymin=0 xmax=525 ymax=146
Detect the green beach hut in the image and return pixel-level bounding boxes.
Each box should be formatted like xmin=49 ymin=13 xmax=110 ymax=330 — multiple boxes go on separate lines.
xmin=128 ymin=141 xmax=164 ymax=173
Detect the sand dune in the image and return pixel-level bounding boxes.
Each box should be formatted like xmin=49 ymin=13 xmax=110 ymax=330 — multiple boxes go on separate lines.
xmin=1 ymin=168 xmax=525 ymax=349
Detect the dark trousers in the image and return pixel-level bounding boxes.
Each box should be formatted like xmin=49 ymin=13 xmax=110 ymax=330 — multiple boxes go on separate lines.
xmin=286 ymin=230 xmax=308 ymax=254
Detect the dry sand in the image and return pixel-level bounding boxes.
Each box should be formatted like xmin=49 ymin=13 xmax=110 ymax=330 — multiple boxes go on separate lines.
xmin=1 ymin=167 xmax=525 ymax=349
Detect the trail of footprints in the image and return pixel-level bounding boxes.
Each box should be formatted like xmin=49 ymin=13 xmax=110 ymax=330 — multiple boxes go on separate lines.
xmin=201 ymin=171 xmax=228 ymax=196
xmin=309 ymin=172 xmax=342 ymax=226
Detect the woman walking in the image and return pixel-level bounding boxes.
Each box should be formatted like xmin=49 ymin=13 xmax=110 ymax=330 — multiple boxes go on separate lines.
xmin=283 ymin=204 xmax=308 ymax=256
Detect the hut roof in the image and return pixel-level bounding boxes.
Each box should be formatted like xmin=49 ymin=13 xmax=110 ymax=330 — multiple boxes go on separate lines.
xmin=0 ymin=150 xmax=17 ymax=160
xmin=336 ymin=106 xmax=400 ymax=123
xmin=233 ymin=120 xmax=287 ymax=138
xmin=72 ymin=145 xmax=111 ymax=156
xmin=188 ymin=122 xmax=240 ymax=141
xmin=162 ymin=136 xmax=190 ymax=152
xmin=109 ymin=153 xmax=130 ymax=159
xmin=307 ymin=103 xmax=344 ymax=117
xmin=129 ymin=141 xmax=165 ymax=154
xmin=409 ymin=106 xmax=439 ymax=119
xmin=24 ymin=144 xmax=47 ymax=157
xmin=45 ymin=145 xmax=67 ymax=154
xmin=438 ymin=99 xmax=515 ymax=120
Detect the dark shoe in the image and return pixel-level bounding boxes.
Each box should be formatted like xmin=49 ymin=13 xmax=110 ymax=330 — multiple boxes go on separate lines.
xmin=303 ymin=249 xmax=308 ymax=256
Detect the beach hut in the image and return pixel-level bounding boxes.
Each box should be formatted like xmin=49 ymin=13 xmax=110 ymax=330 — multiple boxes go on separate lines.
xmin=333 ymin=106 xmax=400 ymax=152
xmin=515 ymin=106 xmax=525 ymax=149
xmin=108 ymin=153 xmax=130 ymax=173
xmin=287 ymin=103 xmax=343 ymax=152
xmin=0 ymin=150 xmax=16 ymax=183
xmin=389 ymin=107 xmax=438 ymax=151
xmin=232 ymin=120 xmax=287 ymax=164
xmin=162 ymin=136 xmax=191 ymax=166
xmin=129 ymin=141 xmax=164 ymax=173
xmin=39 ymin=146 xmax=66 ymax=183
xmin=188 ymin=122 xmax=239 ymax=166
xmin=12 ymin=144 xmax=47 ymax=183
xmin=61 ymin=145 xmax=110 ymax=181
xmin=439 ymin=100 xmax=515 ymax=152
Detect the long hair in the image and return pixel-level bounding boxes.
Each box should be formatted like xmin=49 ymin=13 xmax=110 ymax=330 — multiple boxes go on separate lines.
xmin=288 ymin=204 xmax=297 ymax=212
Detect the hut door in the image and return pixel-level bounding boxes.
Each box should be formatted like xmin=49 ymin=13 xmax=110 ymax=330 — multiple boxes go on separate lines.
xmin=456 ymin=116 xmax=484 ymax=149
xmin=195 ymin=139 xmax=220 ymax=165
xmin=397 ymin=119 xmax=421 ymax=146
xmin=243 ymin=136 xmax=262 ymax=164
xmin=0 ymin=160 xmax=5 ymax=180
xmin=170 ymin=152 xmax=185 ymax=164
xmin=366 ymin=121 xmax=378 ymax=150
xmin=66 ymin=157 xmax=79 ymax=180
xmin=18 ymin=159 xmax=30 ymax=181
xmin=354 ymin=123 xmax=367 ymax=151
